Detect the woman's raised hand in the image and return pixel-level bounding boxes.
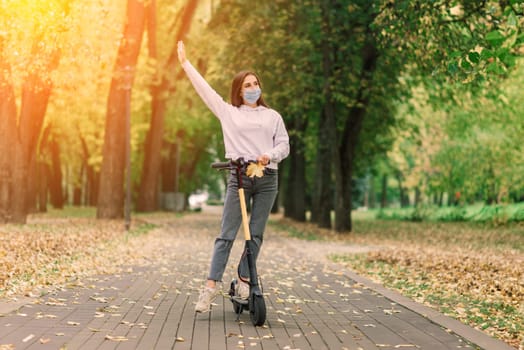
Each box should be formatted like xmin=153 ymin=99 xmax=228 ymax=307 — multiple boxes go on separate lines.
xmin=177 ymin=41 xmax=186 ymax=64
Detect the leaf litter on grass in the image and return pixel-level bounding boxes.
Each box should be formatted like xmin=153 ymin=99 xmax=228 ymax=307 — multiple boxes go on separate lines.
xmin=0 ymin=217 xmax=156 ymax=299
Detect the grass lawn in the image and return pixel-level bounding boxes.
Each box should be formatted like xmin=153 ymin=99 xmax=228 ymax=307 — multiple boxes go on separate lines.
xmin=273 ymin=211 xmax=524 ymax=349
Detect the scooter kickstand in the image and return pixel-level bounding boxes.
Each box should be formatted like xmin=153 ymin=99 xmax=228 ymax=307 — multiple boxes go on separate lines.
xmin=235 ymin=305 xmax=243 ymax=322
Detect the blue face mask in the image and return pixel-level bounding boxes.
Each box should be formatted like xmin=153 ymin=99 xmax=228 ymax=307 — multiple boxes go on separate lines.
xmin=243 ymin=88 xmax=261 ymax=104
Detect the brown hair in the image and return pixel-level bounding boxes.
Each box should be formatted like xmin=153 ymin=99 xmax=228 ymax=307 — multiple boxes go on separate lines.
xmin=230 ymin=70 xmax=268 ymax=107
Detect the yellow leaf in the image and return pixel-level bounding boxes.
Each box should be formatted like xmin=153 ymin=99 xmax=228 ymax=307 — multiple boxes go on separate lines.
xmin=105 ymin=335 xmax=128 ymax=342
xmin=22 ymin=334 xmax=35 ymax=342
xmin=246 ymin=163 xmax=265 ymax=178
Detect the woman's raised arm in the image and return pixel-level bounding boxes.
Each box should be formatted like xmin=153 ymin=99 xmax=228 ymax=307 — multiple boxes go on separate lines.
xmin=177 ymin=41 xmax=230 ymax=120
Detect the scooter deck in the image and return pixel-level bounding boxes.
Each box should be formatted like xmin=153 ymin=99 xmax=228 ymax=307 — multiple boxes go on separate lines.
xmin=231 ymin=295 xmax=249 ymax=305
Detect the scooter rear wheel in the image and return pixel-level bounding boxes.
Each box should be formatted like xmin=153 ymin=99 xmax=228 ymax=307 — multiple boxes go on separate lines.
xmin=249 ymin=295 xmax=266 ymax=326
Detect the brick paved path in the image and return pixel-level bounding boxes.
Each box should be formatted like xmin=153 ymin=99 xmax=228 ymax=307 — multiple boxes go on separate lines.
xmin=0 ymin=209 xmax=514 ymax=350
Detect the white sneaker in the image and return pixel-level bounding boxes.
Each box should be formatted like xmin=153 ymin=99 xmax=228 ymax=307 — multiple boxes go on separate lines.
xmin=195 ymin=287 xmax=218 ymax=313
xmin=236 ymin=280 xmax=250 ymax=300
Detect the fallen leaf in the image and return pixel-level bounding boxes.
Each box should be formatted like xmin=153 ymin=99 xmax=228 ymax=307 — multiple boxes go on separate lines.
xmin=0 ymin=345 xmax=15 ymax=350
xmin=105 ymin=335 xmax=128 ymax=342
xmin=22 ymin=334 xmax=35 ymax=342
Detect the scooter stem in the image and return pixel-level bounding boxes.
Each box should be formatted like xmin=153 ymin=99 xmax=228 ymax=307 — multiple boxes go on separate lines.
xmin=238 ymin=188 xmax=251 ymax=241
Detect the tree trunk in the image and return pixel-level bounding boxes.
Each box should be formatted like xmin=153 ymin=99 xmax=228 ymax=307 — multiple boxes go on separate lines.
xmin=380 ymin=174 xmax=388 ymax=208
xmin=0 ymin=66 xmax=16 ymax=222
xmin=38 ymin=162 xmax=48 ymax=212
xmin=26 ymin=153 xmax=39 ymax=214
xmin=368 ymin=174 xmax=376 ymax=209
xmin=312 ymin=106 xmax=335 ymax=229
xmin=414 ymin=187 xmax=421 ymax=206
xmin=283 ymin=118 xmax=307 ymax=222
xmin=312 ymin=6 xmax=336 ymax=229
xmin=48 ymin=139 xmax=64 ymax=209
xmin=10 ymin=53 xmax=57 ymax=223
xmin=0 ymin=28 xmax=60 ymax=223
xmin=73 ymin=163 xmax=83 ymax=206
xmin=334 ymin=42 xmax=378 ymax=232
xmin=396 ymin=171 xmax=410 ymax=207
xmin=137 ymin=0 xmax=199 ymax=212
xmin=161 ymin=141 xmax=177 ymax=193
xmin=97 ymin=0 xmax=147 ymax=219
xmin=79 ymin=135 xmax=99 ymax=206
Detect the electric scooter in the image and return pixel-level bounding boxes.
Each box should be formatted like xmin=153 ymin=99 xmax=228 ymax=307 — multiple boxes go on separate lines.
xmin=211 ymin=158 xmax=266 ymax=327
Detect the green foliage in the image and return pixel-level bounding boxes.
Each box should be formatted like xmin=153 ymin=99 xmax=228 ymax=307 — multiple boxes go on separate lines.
xmin=376 ymin=203 xmax=524 ymax=224
xmin=511 ymin=207 xmax=524 ymax=222
xmin=384 ymin=56 xmax=524 ymax=209
xmin=383 ymin=1 xmax=524 ymax=85
xmin=435 ymin=207 xmax=468 ymax=222
xmin=376 ymin=206 xmax=431 ymax=222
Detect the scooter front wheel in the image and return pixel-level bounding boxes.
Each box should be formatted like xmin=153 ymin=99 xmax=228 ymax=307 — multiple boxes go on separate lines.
xmin=249 ymin=295 xmax=266 ymax=326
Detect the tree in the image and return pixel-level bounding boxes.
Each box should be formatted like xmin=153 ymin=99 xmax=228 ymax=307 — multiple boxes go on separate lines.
xmin=381 ymin=0 xmax=524 ymax=207
xmin=0 ymin=42 xmax=16 ymax=223
xmin=137 ymin=0 xmax=199 ymax=212
xmin=97 ymin=0 xmax=148 ymax=219
xmin=0 ymin=1 xmax=68 ymax=223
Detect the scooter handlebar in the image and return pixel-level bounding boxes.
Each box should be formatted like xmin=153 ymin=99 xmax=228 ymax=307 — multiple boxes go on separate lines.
xmin=211 ymin=161 xmax=233 ymax=170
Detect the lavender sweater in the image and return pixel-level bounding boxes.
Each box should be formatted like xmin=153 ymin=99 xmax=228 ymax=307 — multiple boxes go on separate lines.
xmin=182 ymin=61 xmax=290 ymax=170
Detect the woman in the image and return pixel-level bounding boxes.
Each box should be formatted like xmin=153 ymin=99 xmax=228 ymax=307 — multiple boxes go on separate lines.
xmin=177 ymin=41 xmax=290 ymax=313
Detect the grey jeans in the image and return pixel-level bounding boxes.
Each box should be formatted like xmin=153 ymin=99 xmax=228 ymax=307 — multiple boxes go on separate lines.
xmin=208 ymin=170 xmax=278 ymax=282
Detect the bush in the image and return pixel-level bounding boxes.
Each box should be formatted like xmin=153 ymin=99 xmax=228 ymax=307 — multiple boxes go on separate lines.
xmin=436 ymin=207 xmax=468 ymax=222
xmin=375 ymin=203 xmax=524 ymax=225
xmin=509 ymin=207 xmax=524 ymax=222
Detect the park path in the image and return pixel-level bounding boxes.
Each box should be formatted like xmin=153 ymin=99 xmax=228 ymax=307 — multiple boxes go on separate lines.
xmin=0 ymin=206 xmax=514 ymax=350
